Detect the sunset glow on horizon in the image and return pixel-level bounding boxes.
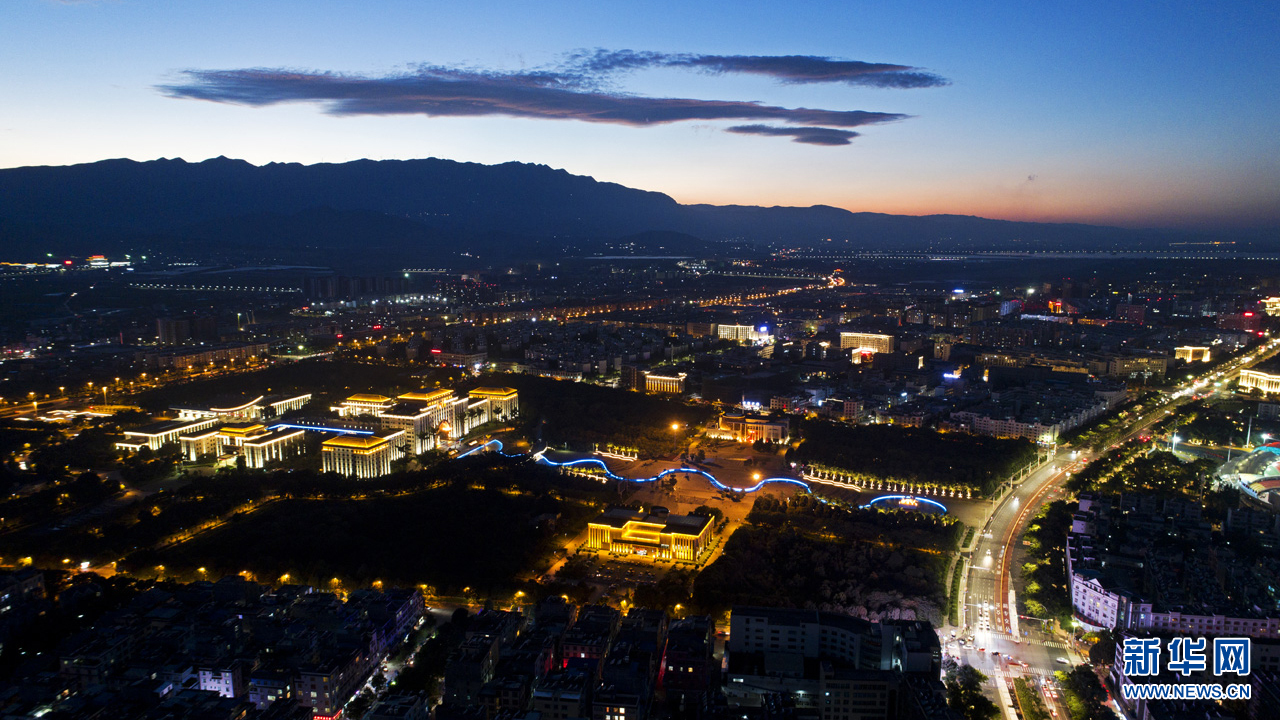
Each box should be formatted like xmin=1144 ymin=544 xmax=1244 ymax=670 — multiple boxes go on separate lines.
xmin=3 ymin=0 xmax=1278 ymax=232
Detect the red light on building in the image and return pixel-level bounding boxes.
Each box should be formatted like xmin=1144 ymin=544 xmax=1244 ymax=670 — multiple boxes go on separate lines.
xmin=335 ymin=333 xmax=343 ymax=339
xmin=372 ymin=324 xmax=383 ymax=330
xmin=431 ymin=348 xmax=442 ymax=354
xmin=1244 ymin=311 xmax=1255 ymax=317
xmin=63 ymin=260 xmax=72 ymax=265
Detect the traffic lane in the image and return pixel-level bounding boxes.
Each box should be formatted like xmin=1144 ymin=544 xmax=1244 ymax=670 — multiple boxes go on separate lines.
xmin=990 ymin=464 xmax=1068 ymax=632
xmin=997 ymin=471 xmax=1065 ymax=632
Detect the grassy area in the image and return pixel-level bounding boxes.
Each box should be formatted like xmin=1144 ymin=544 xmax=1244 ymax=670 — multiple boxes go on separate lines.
xmin=947 ymin=558 xmax=965 ymax=626
xmin=8 ymin=455 xmax=613 ymax=594
xmin=790 ymin=421 xmax=1038 ymax=496
xmin=1053 ymin=666 xmax=1116 ymax=720
xmin=129 ymin=474 xmax=601 ymax=594
xmin=748 ymin=494 xmax=966 ymax=554
xmin=474 ymin=373 xmax=715 ymax=457
xmin=1020 ymin=500 xmax=1074 ymax=622
xmin=1013 ymin=678 xmax=1052 ymax=720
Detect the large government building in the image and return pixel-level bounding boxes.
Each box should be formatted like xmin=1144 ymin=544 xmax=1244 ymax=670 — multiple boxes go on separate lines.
xmin=1240 ymin=365 xmax=1280 ymax=395
xmin=585 ymin=506 xmax=713 ymax=562
xmin=119 ymin=385 xmax=518 ymax=480
xmin=320 ymin=429 xmax=407 ymax=479
xmin=714 ymin=413 xmax=789 ymax=443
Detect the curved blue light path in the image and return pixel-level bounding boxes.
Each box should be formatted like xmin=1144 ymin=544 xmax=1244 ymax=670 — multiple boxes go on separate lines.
xmin=458 ymin=439 xmax=810 ymax=494
xmin=859 ymin=494 xmax=948 ymax=514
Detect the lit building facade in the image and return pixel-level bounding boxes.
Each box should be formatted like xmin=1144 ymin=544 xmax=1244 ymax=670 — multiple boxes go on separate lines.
xmin=335 ymin=394 xmax=397 ymax=418
xmin=117 ymin=418 xmax=220 ymax=451
xmin=144 ymin=342 xmax=270 ymax=371
xmin=380 ymin=403 xmax=437 ymax=454
xmin=715 ymin=413 xmax=789 ymax=443
xmin=1242 ymin=368 xmax=1280 ymax=395
xmin=178 ymin=422 xmax=308 ymax=468
xmin=839 ymin=332 xmax=895 ymax=354
xmin=175 ymin=393 xmax=312 ymax=422
xmin=468 ymin=387 xmax=519 ymax=422
xmin=1174 ymin=346 xmax=1211 ymax=363
xmin=321 ymin=429 xmax=406 ymax=478
xmin=585 ymin=507 xmax=713 ymax=561
xmin=644 ymin=373 xmax=686 ymax=395
xmin=242 ymin=429 xmax=307 ymax=468
xmin=398 ymin=389 xmax=466 ymax=441
xmin=717 ymin=324 xmax=770 ymax=344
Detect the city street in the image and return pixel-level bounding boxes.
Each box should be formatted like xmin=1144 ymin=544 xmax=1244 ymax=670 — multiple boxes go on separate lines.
xmin=957 ymin=336 xmax=1280 ymax=718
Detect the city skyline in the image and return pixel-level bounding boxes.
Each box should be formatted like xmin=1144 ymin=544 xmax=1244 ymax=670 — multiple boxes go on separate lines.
xmin=4 ymin=0 xmax=1278 ymax=232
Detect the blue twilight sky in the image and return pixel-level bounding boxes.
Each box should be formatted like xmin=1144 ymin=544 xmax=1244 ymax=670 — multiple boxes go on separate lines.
xmin=3 ymin=0 xmax=1278 ymax=230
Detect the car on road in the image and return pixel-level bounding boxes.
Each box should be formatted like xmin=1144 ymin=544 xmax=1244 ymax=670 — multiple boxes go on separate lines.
xmin=1056 ymin=657 xmax=1069 ymax=664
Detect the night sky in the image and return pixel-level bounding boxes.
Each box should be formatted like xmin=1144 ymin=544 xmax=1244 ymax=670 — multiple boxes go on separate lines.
xmin=4 ymin=0 xmax=1278 ymax=230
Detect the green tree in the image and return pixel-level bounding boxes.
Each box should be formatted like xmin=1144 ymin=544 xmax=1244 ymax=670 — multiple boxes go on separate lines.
xmin=946 ymin=664 xmax=998 ymax=720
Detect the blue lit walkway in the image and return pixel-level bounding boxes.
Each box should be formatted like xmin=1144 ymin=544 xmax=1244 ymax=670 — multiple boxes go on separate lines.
xmin=458 ymin=439 xmax=811 ymax=494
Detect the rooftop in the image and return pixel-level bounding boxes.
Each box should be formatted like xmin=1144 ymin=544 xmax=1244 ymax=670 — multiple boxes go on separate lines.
xmin=399 ymin=388 xmax=454 ymax=403
xmin=590 ymin=507 xmax=711 ymax=536
xmin=344 ymin=393 xmax=394 ymax=404
xmin=468 ymin=387 xmax=518 ymax=398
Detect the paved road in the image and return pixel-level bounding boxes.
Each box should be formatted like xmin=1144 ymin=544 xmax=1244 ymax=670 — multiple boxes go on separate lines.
xmin=956 ymin=337 xmax=1280 ymax=717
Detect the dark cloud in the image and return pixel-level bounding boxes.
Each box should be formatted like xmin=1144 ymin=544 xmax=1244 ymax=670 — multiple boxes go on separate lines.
xmin=161 ymin=68 xmax=906 ymax=129
xmin=159 ymin=49 xmax=942 ymax=147
xmin=564 ymin=50 xmax=949 ymax=89
xmin=726 ymin=124 xmax=861 ymax=146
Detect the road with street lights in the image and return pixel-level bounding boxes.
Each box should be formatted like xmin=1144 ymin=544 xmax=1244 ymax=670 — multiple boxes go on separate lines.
xmin=955 ymin=335 xmax=1280 ymax=718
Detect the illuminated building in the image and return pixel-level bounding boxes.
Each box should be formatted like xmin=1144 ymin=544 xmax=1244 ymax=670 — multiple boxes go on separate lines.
xmin=178 ymin=422 xmax=308 ymax=467
xmin=175 ymin=393 xmax=312 ymax=422
xmin=1265 ymin=297 xmax=1280 ymax=317
xmin=1241 ymin=368 xmax=1280 ymax=395
xmin=393 ymin=386 xmax=520 ymax=441
xmin=397 ymin=389 xmax=464 ymax=442
xmin=644 ymin=373 xmax=686 ymax=395
xmin=434 ymin=350 xmax=487 ymax=367
xmin=142 ymin=342 xmax=269 ymax=371
xmin=717 ymin=324 xmax=769 ymax=344
xmin=1218 ymin=443 xmax=1280 ymax=510
xmin=715 ymin=413 xmax=788 ymax=443
xmin=335 ymin=393 xmax=397 ymax=417
xmin=242 ymin=429 xmax=307 ymax=468
xmin=117 ymin=417 xmax=220 ymax=451
xmin=1106 ymin=354 xmax=1168 ymax=381
xmin=838 ymin=332 xmax=895 ymax=354
xmin=585 ymin=507 xmax=713 ymax=561
xmin=1174 ymin=346 xmax=1212 ymax=363
xmin=178 ymin=428 xmax=221 ymax=460
xmin=380 ymin=403 xmax=438 ymax=453
xmin=468 ymin=387 xmax=519 ymax=423
xmin=321 ymin=429 xmax=406 ymax=478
